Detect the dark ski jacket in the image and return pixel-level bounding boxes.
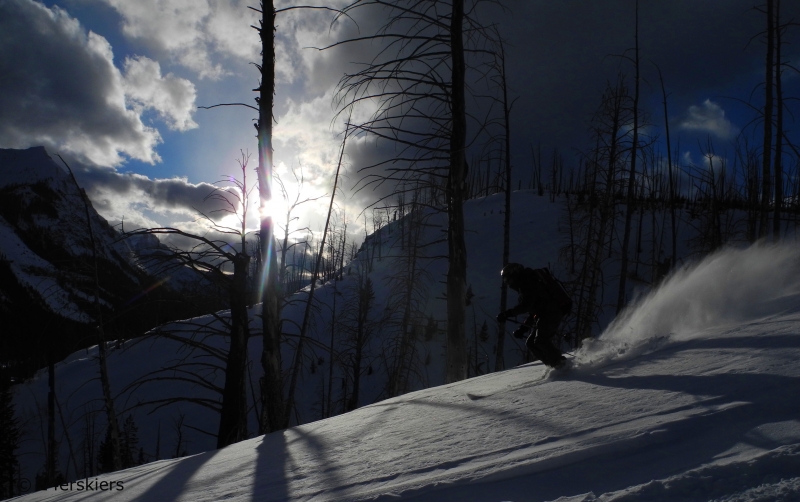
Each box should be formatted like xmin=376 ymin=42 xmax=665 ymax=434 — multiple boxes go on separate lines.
xmin=505 ymin=267 xmax=564 ymax=319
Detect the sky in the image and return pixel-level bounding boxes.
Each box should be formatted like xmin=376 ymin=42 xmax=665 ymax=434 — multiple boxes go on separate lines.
xmin=1 ymin=0 xmax=799 ymax=242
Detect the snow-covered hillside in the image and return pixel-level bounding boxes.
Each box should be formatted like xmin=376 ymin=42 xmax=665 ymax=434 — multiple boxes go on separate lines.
xmin=11 ymin=190 xmax=570 ymax=487
xmin=0 ymin=147 xmax=221 ymax=380
xmin=12 ymin=242 xmax=800 ymax=501
xmin=0 ymin=147 xmax=134 ymax=322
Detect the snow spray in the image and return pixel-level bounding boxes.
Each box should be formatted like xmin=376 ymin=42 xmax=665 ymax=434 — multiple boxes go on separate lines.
xmin=575 ymin=242 xmax=800 ymax=369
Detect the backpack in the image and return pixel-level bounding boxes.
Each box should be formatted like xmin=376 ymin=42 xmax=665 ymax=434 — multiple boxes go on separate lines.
xmin=531 ymin=267 xmax=572 ymax=315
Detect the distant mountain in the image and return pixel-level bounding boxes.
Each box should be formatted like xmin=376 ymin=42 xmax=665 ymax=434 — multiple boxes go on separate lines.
xmin=0 ymin=147 xmax=220 ymax=379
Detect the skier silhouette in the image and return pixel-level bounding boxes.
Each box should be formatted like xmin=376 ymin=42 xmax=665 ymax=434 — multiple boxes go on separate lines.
xmin=497 ymin=263 xmax=570 ymax=368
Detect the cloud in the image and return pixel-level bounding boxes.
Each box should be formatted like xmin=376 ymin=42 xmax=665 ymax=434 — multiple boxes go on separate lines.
xmin=0 ymin=0 xmax=198 ymax=167
xmin=96 ymin=0 xmax=261 ymax=79
xmin=679 ymin=100 xmax=738 ymax=140
xmin=72 ymin=162 xmax=244 ymax=231
xmin=0 ymin=0 xmax=166 ymax=166
xmin=122 ymin=56 xmax=199 ymax=132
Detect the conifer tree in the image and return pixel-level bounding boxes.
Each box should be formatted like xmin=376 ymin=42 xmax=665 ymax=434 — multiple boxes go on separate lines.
xmin=0 ymin=373 xmax=20 ymax=499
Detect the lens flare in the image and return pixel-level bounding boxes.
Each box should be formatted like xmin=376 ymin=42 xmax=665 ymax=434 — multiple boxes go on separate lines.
xmin=123 ymin=276 xmax=171 ymax=307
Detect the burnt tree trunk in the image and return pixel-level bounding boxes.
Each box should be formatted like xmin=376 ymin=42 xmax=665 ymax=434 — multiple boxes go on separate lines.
xmin=256 ymin=0 xmax=285 ymax=434
xmin=217 ymin=253 xmax=251 ymax=448
xmin=446 ymin=0 xmax=468 ymax=384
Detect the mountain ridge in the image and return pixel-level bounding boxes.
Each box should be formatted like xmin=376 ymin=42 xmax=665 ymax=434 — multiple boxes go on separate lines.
xmin=0 ymin=147 xmax=217 ymax=379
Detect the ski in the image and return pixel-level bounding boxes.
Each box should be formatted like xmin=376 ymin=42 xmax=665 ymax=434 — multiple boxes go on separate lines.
xmin=465 ymin=357 xmax=575 ymax=400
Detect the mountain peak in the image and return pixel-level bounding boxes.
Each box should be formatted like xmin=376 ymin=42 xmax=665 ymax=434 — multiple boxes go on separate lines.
xmin=0 ymin=146 xmax=70 ymax=189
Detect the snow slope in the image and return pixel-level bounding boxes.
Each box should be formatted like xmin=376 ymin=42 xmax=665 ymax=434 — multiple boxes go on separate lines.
xmin=11 ymin=190 xmax=574 ymax=490
xmin=12 ymin=242 xmax=800 ymax=501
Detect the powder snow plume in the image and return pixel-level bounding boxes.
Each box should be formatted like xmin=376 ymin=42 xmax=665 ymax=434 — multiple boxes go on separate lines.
xmin=575 ymin=242 xmax=800 ymax=369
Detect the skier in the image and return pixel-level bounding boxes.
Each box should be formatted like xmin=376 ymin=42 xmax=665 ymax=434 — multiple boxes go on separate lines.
xmin=496 ymin=263 xmax=571 ymax=368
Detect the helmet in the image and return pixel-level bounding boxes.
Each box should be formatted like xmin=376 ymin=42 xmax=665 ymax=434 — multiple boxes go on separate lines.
xmin=501 ymin=263 xmax=524 ymax=281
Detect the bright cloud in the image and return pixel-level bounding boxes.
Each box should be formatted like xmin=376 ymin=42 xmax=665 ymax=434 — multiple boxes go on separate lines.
xmin=123 ymin=56 xmax=199 ymax=132
xmin=96 ymin=0 xmax=260 ymax=79
xmin=679 ymin=99 xmax=738 ymax=140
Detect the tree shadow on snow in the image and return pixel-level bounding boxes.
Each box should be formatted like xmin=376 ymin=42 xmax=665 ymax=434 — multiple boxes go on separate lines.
xmin=252 ymin=430 xmax=290 ymax=501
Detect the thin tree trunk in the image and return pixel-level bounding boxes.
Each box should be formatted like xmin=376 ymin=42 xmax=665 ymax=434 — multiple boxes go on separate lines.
xmin=217 ymin=253 xmax=251 ymax=448
xmin=773 ymin=0 xmax=783 ymax=241
xmin=445 ymin=0 xmax=468 ymax=383
xmin=285 ymin=124 xmax=349 ymax=426
xmin=496 ymin=36 xmax=512 ymax=372
xmin=326 ymin=276 xmax=337 ymax=418
xmin=59 ymin=156 xmax=121 ymax=472
xmin=656 ymin=66 xmax=677 ymax=267
xmin=616 ymin=0 xmax=640 ymax=314
xmin=350 ymin=277 xmax=371 ymax=409
xmin=47 ymin=356 xmax=56 ymax=484
xmin=760 ymin=0 xmax=775 ymax=239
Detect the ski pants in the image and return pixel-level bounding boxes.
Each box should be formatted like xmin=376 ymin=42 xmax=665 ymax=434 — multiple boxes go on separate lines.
xmin=524 ymin=313 xmax=565 ymax=367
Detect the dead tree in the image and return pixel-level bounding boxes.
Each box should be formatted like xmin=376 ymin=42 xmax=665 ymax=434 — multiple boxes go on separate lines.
xmin=124 ymin=153 xmax=257 ymax=448
xmin=273 ymin=165 xmax=324 ymax=297
xmin=384 ymin=188 xmax=432 ymax=397
xmin=758 ymin=0 xmax=776 ymax=238
xmin=616 ymin=0 xmax=642 ymax=315
xmin=330 ymin=0 xmax=497 ymax=383
xmin=59 ymin=156 xmax=122 ymax=474
xmin=346 ymin=273 xmax=375 ymax=410
xmin=656 ymin=65 xmax=678 ymax=268
xmin=284 ymin=123 xmax=349 ymax=427
xmin=564 ymin=78 xmax=631 ymax=342
xmin=773 ymin=0 xmax=784 ymax=240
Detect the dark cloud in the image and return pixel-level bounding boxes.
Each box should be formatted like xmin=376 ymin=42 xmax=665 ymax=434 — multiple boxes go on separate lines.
xmin=305 ymin=0 xmax=800 ymax=183
xmin=0 ymin=0 xmax=164 ymax=166
xmin=70 ymin=160 xmax=239 ymax=227
xmin=496 ymin=0 xmax=800 ymax=164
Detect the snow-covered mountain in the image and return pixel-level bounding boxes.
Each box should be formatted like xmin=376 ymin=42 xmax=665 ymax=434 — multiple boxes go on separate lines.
xmin=12 ymin=242 xmax=800 ymax=501
xmin=0 ymin=147 xmax=215 ymax=380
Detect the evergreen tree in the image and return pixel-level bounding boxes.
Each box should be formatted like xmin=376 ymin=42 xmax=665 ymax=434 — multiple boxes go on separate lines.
xmin=96 ymin=421 xmax=116 ymax=474
xmin=0 ymin=372 xmax=20 ymax=499
xmin=97 ymin=414 xmax=140 ymax=473
xmin=479 ymin=321 xmax=489 ymax=343
xmin=120 ymin=415 xmax=139 ymax=468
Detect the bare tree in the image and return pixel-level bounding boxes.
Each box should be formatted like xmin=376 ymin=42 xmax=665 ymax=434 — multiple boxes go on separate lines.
xmin=124 ymin=153 xmax=257 ymax=448
xmin=475 ymin=29 xmax=516 ymax=372
xmin=773 ymin=0 xmax=784 ymax=240
xmin=761 ymin=0 xmax=775 ymax=239
xmin=344 ymin=272 xmax=376 ymax=410
xmin=284 ymin=123 xmax=350 ymax=426
xmin=656 ymin=65 xmax=678 ymax=268
xmin=59 ymin=156 xmax=122 ymax=475
xmin=384 ymin=187 xmax=432 ymax=396
xmin=273 ymin=166 xmax=325 ymax=297
xmin=330 ymin=0 xmax=497 ymax=383
xmin=563 ymin=77 xmax=631 ymax=342
xmin=616 ymin=0 xmax=642 ymax=314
